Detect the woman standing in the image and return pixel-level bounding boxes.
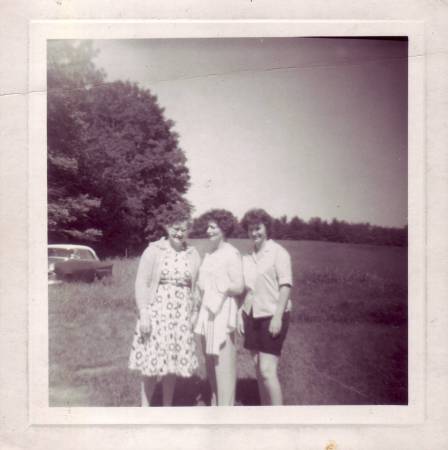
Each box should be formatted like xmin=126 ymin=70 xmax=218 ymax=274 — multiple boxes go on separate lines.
xmin=129 ymin=206 xmax=201 ymax=406
xmin=238 ymin=208 xmax=293 ymax=405
xmin=194 ymin=210 xmax=244 ymax=406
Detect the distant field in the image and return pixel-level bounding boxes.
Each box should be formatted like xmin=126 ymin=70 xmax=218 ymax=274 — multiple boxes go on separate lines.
xmin=49 ymin=239 xmax=407 ymax=406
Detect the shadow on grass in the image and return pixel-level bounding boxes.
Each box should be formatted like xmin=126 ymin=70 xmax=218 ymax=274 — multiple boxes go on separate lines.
xmin=236 ymin=377 xmax=260 ymax=406
xmin=148 ymin=376 xmax=209 ymax=406
xmin=149 ymin=376 xmax=260 ymax=406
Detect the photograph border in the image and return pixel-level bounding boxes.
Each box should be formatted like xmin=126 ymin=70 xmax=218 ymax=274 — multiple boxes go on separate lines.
xmin=28 ymin=19 xmax=425 ymax=425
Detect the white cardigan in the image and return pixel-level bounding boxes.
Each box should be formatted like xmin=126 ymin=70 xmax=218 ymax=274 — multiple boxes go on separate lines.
xmin=194 ymin=242 xmax=244 ymax=355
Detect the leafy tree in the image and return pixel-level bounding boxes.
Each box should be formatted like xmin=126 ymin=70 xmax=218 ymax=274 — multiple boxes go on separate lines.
xmin=78 ymin=80 xmax=191 ymax=254
xmin=288 ymin=216 xmax=306 ymax=240
xmin=307 ymin=217 xmax=323 ymax=241
xmin=47 ymin=40 xmax=191 ymax=255
xmin=272 ymin=215 xmax=289 ymax=239
xmin=47 ymin=40 xmax=105 ymax=243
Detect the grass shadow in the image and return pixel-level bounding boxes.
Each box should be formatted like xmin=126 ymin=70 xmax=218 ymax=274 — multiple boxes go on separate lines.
xmin=150 ymin=376 xmax=261 ymax=406
xmin=235 ymin=377 xmax=260 ymax=406
xmin=149 ymin=375 xmax=210 ymax=406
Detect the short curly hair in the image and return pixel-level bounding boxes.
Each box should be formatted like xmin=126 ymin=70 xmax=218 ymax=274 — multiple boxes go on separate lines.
xmin=158 ymin=202 xmax=192 ymax=228
xmin=200 ymin=209 xmax=236 ymax=238
xmin=240 ymin=208 xmax=273 ymax=238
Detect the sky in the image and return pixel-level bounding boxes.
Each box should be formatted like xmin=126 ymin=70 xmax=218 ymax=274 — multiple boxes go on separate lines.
xmin=93 ymin=37 xmax=408 ymax=227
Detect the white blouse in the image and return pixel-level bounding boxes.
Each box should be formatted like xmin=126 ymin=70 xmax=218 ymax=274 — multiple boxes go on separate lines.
xmin=194 ymin=242 xmax=244 ymax=355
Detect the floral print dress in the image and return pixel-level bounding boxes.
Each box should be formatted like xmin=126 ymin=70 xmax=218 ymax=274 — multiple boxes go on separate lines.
xmin=129 ymin=246 xmax=198 ymax=377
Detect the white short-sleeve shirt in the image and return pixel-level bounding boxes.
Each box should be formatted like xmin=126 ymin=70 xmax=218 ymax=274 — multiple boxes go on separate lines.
xmin=242 ymin=240 xmax=293 ymax=318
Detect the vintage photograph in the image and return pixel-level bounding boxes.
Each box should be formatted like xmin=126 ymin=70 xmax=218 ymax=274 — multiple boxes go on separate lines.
xmin=47 ymin=37 xmax=408 ymax=408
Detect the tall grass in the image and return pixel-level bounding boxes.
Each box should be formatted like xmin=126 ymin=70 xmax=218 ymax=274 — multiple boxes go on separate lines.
xmin=49 ymin=239 xmax=407 ymax=406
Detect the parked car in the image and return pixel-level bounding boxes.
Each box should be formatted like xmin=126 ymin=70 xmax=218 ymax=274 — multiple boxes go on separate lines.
xmin=48 ymin=244 xmax=113 ymax=284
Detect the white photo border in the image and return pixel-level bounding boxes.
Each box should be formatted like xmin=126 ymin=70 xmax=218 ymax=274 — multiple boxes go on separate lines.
xmin=28 ymin=20 xmax=425 ymax=425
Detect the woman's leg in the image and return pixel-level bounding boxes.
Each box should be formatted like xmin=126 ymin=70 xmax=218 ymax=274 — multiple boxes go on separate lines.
xmin=141 ymin=376 xmax=158 ymax=406
xmin=161 ymin=374 xmax=176 ymax=406
xmin=257 ymin=352 xmax=283 ymax=405
xmin=205 ymin=355 xmax=217 ymax=406
xmin=253 ymin=352 xmax=269 ymax=405
xmin=214 ymin=333 xmax=236 ymax=406
xmin=203 ymin=337 xmax=217 ymax=406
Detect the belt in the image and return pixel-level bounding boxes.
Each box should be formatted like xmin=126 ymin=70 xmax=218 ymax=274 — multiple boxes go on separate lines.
xmin=159 ymin=279 xmax=191 ymax=288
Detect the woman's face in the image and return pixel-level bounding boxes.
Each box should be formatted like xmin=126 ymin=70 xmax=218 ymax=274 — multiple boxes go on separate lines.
xmin=165 ymin=221 xmax=188 ymax=249
xmin=206 ymin=221 xmax=224 ymax=245
xmin=248 ymin=223 xmax=268 ymax=247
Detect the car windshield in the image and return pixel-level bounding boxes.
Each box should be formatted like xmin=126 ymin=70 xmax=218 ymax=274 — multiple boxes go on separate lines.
xmin=73 ymin=249 xmax=96 ymax=260
xmin=48 ymin=248 xmax=72 ymax=258
xmin=48 ymin=248 xmax=97 ymax=260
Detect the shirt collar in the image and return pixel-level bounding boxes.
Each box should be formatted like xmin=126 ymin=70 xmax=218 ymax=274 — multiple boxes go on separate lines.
xmin=154 ymin=237 xmax=168 ymax=250
xmin=251 ymin=239 xmax=274 ymax=261
xmin=154 ymin=237 xmax=193 ymax=254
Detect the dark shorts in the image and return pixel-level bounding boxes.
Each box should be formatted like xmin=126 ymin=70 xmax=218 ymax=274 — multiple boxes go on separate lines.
xmin=243 ymin=311 xmax=290 ymax=357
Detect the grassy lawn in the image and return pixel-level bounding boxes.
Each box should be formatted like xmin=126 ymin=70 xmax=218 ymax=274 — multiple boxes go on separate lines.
xmin=49 ymin=239 xmax=407 ymax=406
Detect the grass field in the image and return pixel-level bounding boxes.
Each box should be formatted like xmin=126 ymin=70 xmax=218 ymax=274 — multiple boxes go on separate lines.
xmin=49 ymin=239 xmax=407 ymax=406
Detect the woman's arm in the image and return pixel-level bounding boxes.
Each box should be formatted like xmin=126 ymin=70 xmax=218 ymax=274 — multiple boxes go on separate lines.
xmin=269 ymin=285 xmax=291 ymax=337
xmin=225 ymin=250 xmax=244 ymax=297
xmin=203 ymin=248 xmax=244 ymax=314
xmin=190 ymin=248 xmax=202 ymax=314
xmin=269 ymin=246 xmax=293 ymax=337
xmin=134 ymin=246 xmax=155 ymax=334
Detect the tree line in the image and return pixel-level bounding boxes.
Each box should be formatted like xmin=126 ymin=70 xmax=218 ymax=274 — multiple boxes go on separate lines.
xmin=190 ymin=212 xmax=407 ymax=247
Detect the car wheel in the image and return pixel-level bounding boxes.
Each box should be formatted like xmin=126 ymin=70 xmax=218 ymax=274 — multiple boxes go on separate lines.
xmin=65 ymin=273 xmax=74 ymax=282
xmin=84 ymin=272 xmax=95 ymax=283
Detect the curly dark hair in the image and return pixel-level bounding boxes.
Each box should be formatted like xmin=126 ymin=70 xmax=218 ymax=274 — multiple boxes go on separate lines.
xmin=158 ymin=202 xmax=192 ymax=227
xmin=199 ymin=209 xmax=237 ymax=238
xmin=240 ymin=208 xmax=273 ymax=238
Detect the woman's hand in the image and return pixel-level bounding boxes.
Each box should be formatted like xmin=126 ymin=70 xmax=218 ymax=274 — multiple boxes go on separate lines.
xmin=190 ymin=310 xmax=199 ymax=330
xmin=139 ymin=311 xmax=152 ymax=337
xmin=237 ymin=308 xmax=245 ymax=335
xmin=269 ymin=314 xmax=282 ymax=338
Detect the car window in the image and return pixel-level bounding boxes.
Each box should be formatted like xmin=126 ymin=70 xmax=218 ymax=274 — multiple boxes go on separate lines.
xmin=48 ymin=248 xmax=97 ymax=260
xmin=74 ymin=249 xmax=97 ymax=260
xmin=48 ymin=248 xmax=72 ymax=258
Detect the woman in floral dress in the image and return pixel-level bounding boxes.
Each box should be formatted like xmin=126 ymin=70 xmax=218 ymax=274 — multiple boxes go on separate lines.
xmin=129 ymin=206 xmax=201 ymax=406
